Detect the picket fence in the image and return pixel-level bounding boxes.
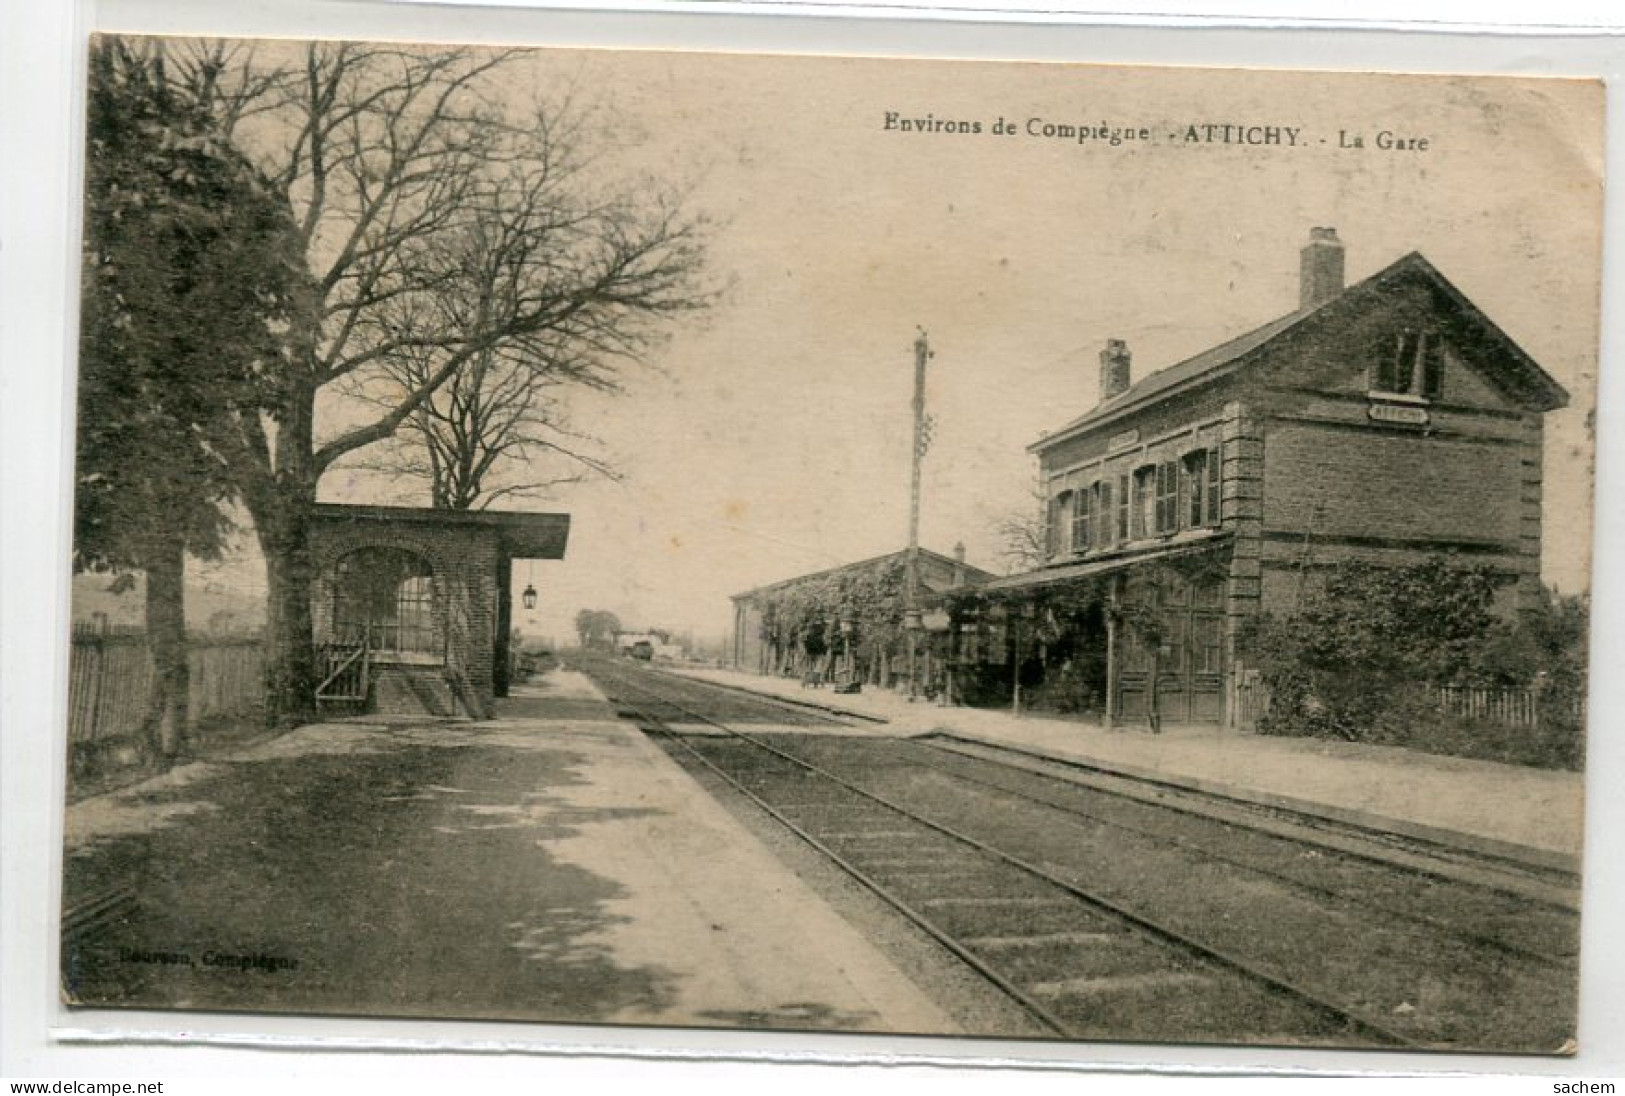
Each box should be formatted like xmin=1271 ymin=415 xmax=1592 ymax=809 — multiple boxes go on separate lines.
xmin=1234 ymin=676 xmax=1566 ymax=731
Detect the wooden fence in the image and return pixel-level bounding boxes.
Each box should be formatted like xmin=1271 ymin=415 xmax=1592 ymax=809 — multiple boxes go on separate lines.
xmin=1233 ymin=676 xmax=1573 ymax=731
xmin=1429 ymin=684 xmax=1544 ymax=728
xmin=68 ymin=631 xmax=264 ymax=745
xmin=1233 ymin=671 xmax=1271 ymax=729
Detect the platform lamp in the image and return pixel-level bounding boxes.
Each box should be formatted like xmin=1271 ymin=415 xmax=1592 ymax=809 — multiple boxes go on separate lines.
xmin=521 ymin=559 xmax=538 ymax=612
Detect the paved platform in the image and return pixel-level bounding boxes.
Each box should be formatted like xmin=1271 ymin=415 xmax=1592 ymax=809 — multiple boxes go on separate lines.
xmin=484 ymin=671 xmax=959 ymax=1032
xmin=62 ymin=670 xmax=960 ymax=1033
xmin=668 ymin=665 xmax=1585 ymax=870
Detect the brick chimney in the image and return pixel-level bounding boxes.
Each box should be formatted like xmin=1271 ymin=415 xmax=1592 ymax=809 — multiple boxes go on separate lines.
xmin=1099 ymin=339 xmax=1132 ymax=401
xmin=1299 ymin=227 xmax=1345 ymax=309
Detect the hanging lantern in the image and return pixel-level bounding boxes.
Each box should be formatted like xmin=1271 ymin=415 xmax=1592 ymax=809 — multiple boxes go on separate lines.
xmin=522 ymin=584 xmax=538 ymax=611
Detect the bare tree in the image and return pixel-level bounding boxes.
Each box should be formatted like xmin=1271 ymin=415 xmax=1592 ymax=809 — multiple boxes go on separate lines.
xmin=364 ymin=348 xmax=618 ymax=509
xmin=345 ymin=155 xmax=672 ymax=509
xmin=993 ymin=478 xmax=1052 ymax=574
xmin=162 ymin=40 xmax=710 ymax=724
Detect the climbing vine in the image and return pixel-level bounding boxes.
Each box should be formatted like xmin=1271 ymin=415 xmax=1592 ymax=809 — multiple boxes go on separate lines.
xmin=754 ymin=559 xmax=908 ymax=681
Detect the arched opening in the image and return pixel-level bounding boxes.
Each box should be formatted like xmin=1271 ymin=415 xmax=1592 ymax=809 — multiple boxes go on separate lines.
xmin=332 ymin=547 xmax=443 ymax=664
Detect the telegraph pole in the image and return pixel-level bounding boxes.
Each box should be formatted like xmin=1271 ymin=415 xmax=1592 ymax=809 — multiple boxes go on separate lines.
xmin=905 ymin=328 xmax=932 ymax=700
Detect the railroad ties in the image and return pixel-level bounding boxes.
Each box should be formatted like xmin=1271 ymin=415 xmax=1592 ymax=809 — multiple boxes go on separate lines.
xmin=582 ymin=658 xmax=1409 ymax=1048
xmin=580 ymin=657 xmax=1577 ymax=1052
xmin=668 ymin=731 xmax=1406 ymax=1047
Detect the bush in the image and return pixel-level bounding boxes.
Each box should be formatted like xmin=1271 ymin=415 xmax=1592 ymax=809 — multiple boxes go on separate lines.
xmin=1027 ymin=659 xmax=1100 ymax=715
xmin=1241 ymin=557 xmax=1587 ymax=769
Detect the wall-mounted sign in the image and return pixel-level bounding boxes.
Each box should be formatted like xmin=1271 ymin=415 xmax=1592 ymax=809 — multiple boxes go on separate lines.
xmin=1108 ymin=428 xmax=1140 ymax=451
xmin=1368 ymin=402 xmax=1430 ymax=426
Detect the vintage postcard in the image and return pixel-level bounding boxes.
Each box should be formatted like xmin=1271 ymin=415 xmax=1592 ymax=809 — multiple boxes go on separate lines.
xmin=60 ymin=34 xmax=1599 ymax=1056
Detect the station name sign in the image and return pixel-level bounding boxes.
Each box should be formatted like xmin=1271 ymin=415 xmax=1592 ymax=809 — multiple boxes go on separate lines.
xmin=1108 ymin=428 xmax=1141 ymax=451
xmin=1367 ymin=402 xmax=1430 ymax=426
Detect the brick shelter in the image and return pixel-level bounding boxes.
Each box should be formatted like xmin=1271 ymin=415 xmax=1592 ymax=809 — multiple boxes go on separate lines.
xmin=983 ymin=228 xmax=1568 ymax=728
xmin=309 ymin=504 xmax=569 ymax=718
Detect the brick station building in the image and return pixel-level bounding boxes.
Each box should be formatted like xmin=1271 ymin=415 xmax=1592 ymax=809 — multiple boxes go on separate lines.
xmin=309 ymin=504 xmax=570 ymax=719
xmin=978 ymin=228 xmax=1568 ymax=728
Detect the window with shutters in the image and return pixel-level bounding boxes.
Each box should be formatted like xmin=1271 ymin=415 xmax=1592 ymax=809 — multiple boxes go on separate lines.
xmin=1182 ymin=450 xmax=1206 ymax=529
xmin=1181 ymin=446 xmax=1223 ymax=528
xmin=1373 ymin=329 xmax=1445 ymax=400
xmin=1154 ymin=460 xmax=1179 ymax=535
xmin=1072 ymin=485 xmax=1093 ymax=552
xmin=1131 ymin=466 xmax=1156 ymax=540
xmin=1205 ymin=444 xmax=1221 ymax=525
xmin=1046 ymin=491 xmax=1069 ymax=558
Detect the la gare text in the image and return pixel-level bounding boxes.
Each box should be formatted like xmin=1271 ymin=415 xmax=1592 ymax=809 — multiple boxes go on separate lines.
xmin=881 ymin=113 xmax=1431 ymax=153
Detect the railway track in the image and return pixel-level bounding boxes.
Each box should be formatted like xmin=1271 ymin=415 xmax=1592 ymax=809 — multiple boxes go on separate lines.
xmin=883 ymin=737 xmax=1579 ymax=967
xmin=584 ymin=659 xmax=1421 ymax=1047
xmin=579 ymin=657 xmax=1579 ymax=1051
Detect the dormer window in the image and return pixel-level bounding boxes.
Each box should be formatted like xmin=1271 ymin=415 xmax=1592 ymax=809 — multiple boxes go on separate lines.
xmin=1374 ymin=330 xmax=1445 ymax=400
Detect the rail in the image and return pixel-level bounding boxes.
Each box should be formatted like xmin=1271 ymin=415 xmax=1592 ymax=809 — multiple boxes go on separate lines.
xmin=587 ymin=658 xmax=1419 ymax=1048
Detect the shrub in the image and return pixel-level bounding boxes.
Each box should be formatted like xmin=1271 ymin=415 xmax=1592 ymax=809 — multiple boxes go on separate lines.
xmin=1240 ymin=557 xmax=1587 ymax=769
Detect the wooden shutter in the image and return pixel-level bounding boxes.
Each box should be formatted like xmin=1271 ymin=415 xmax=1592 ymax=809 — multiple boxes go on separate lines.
xmin=1421 ymin=334 xmax=1445 ymax=399
xmin=1184 ymin=454 xmax=1203 ymax=529
xmin=1074 ymin=488 xmax=1092 ymax=552
xmin=1098 ymin=480 xmax=1114 ymax=547
xmin=1130 ymin=470 xmax=1147 ymax=540
xmin=1376 ymin=331 xmax=1421 ymax=392
xmin=1205 ymin=445 xmax=1221 ymax=526
xmin=1155 ymin=461 xmax=1177 ymax=533
xmin=1117 ymin=474 xmax=1130 ymax=541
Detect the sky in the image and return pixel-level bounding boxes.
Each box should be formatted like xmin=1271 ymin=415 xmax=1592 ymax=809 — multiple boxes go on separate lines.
xmin=195 ymin=45 xmax=1603 ymax=649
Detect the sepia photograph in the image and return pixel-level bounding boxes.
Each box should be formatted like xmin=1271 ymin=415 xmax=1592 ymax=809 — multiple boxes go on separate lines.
xmin=55 ymin=33 xmax=1600 ymax=1057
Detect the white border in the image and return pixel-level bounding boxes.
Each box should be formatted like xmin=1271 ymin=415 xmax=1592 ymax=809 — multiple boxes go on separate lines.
xmin=5 ymin=1 xmax=1623 ymax=1087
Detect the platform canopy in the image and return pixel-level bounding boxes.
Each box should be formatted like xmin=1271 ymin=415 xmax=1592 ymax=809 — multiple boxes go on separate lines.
xmin=980 ymin=531 xmax=1229 ymax=595
xmin=310 ymin=503 xmax=571 ymax=559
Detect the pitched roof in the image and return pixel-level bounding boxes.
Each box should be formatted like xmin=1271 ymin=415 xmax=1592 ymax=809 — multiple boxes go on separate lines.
xmin=731 ymin=546 xmax=994 ymax=601
xmin=1032 ymin=251 xmax=1569 ymax=453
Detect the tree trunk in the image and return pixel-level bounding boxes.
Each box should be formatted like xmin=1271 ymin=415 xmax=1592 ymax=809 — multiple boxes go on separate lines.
xmin=248 ymin=374 xmax=322 ymax=729
xmin=143 ymin=537 xmax=189 ymax=759
xmin=260 ymin=498 xmax=319 ymax=728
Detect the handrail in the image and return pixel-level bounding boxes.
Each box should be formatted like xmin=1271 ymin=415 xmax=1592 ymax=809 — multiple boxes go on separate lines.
xmin=316 ymin=642 xmax=367 ymax=700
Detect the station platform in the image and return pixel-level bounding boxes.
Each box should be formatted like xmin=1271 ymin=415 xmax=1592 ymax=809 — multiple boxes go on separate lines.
xmin=667 ymin=665 xmax=1585 ymax=872
xmin=479 ymin=671 xmax=962 ymax=1032
xmin=61 ymin=670 xmax=961 ymax=1034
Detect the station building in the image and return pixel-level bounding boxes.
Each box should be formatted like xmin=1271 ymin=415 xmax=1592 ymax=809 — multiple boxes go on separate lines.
xmin=979 ymin=228 xmax=1568 ymax=727
xmin=308 ymin=504 xmax=570 ymax=719
xmin=731 ymin=546 xmax=993 ymax=686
